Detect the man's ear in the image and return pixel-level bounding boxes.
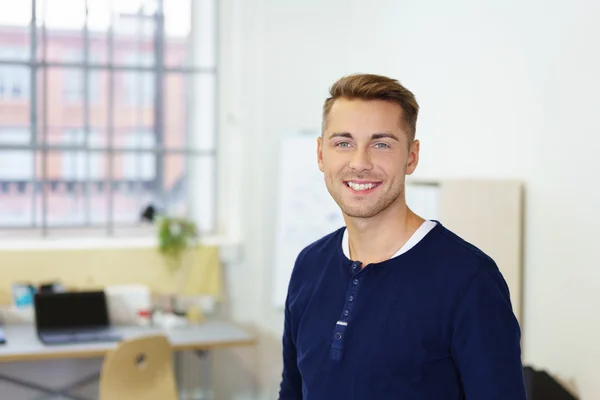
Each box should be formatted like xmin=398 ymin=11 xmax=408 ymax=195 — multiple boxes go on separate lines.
xmin=317 ymin=136 xmax=324 ymax=172
xmin=405 ymin=139 xmax=420 ymax=175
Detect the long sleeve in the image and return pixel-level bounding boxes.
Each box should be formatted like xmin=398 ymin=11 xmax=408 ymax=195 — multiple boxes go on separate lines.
xmin=278 ymin=293 xmax=303 ymax=399
xmin=451 ymin=264 xmax=527 ymax=400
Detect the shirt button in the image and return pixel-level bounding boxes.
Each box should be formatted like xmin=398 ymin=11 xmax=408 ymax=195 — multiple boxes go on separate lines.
xmin=353 ymin=279 xmax=359 ymax=285
xmin=349 ymin=295 xmax=354 ymax=302
xmin=343 ymin=310 xmax=349 ymax=316
xmin=335 ymin=332 xmax=343 ymax=340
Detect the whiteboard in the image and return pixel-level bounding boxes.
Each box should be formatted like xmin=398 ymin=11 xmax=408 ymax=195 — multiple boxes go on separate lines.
xmin=272 ymin=131 xmax=345 ymax=308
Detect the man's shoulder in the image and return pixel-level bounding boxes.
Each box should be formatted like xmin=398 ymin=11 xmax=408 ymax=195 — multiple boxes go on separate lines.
xmin=430 ymin=222 xmax=510 ymax=295
xmin=286 ymin=226 xmax=345 ymax=289
xmin=433 ymin=223 xmax=496 ymax=268
xmin=294 ymin=226 xmax=345 ymax=266
xmin=283 ymin=227 xmax=345 ymax=305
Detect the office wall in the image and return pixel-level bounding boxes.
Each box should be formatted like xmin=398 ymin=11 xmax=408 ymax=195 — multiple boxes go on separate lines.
xmin=233 ymin=0 xmax=600 ymax=398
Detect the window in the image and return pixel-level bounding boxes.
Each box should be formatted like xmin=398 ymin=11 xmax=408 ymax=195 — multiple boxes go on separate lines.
xmin=0 ymin=0 xmax=218 ymax=236
xmin=0 ymin=60 xmax=30 ymax=101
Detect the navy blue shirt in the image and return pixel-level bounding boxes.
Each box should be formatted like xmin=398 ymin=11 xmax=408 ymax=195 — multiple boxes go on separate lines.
xmin=279 ymin=221 xmax=526 ymax=399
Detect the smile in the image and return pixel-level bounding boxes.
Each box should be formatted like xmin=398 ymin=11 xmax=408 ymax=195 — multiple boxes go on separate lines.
xmin=345 ymin=181 xmax=382 ymax=193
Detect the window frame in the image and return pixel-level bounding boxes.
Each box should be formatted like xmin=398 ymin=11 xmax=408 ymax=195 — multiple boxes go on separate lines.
xmin=0 ymin=0 xmax=219 ymax=237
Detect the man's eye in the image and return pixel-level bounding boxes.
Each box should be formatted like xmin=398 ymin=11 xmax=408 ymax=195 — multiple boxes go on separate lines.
xmin=374 ymin=142 xmax=390 ymax=149
xmin=336 ymin=142 xmax=351 ymax=148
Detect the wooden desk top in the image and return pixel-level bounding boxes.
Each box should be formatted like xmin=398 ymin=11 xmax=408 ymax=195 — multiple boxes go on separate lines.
xmin=0 ymin=320 xmax=256 ymax=362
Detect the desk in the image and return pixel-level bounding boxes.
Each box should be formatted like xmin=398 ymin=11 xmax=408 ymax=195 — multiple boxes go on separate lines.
xmin=0 ymin=321 xmax=256 ymax=399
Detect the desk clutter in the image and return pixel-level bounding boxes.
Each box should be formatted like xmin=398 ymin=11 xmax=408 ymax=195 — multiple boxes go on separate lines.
xmin=1 ymin=281 xmax=209 ymax=347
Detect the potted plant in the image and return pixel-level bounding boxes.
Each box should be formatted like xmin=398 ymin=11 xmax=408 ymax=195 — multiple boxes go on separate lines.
xmin=156 ymin=215 xmax=200 ymax=315
xmin=157 ymin=216 xmax=199 ymax=274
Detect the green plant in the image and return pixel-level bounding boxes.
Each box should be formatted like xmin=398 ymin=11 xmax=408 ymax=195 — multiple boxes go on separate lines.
xmin=157 ymin=216 xmax=199 ymax=272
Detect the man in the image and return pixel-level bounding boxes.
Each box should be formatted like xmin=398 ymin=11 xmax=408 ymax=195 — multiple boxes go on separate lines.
xmin=278 ymin=74 xmax=527 ymax=399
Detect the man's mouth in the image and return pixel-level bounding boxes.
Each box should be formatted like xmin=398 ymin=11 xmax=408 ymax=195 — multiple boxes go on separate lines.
xmin=344 ymin=181 xmax=382 ymax=193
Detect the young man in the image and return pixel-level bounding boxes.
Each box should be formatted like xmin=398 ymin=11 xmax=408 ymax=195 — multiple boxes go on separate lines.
xmin=278 ymin=74 xmax=527 ymax=399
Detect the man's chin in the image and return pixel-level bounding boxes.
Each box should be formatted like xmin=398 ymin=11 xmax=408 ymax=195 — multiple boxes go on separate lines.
xmin=341 ymin=206 xmax=381 ymax=219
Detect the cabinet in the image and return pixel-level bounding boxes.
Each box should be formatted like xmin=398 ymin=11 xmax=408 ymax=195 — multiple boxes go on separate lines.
xmin=406 ymin=179 xmax=525 ymax=323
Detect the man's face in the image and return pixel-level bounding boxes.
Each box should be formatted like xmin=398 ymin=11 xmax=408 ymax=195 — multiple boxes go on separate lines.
xmin=318 ymin=98 xmax=419 ymax=219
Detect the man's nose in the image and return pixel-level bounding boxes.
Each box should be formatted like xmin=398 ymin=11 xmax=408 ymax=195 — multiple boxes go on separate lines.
xmin=349 ymin=148 xmax=373 ymax=171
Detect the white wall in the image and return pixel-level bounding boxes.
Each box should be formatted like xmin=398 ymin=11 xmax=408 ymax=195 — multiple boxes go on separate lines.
xmin=233 ymin=0 xmax=600 ymax=398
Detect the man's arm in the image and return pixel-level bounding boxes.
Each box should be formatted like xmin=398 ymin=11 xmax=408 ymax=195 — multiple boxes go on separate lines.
xmin=451 ymin=263 xmax=527 ymax=399
xmin=278 ymin=293 xmax=302 ymax=399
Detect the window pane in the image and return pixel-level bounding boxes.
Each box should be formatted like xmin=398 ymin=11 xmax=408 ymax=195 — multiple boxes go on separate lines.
xmin=87 ymin=0 xmax=156 ymax=66
xmin=61 ymin=68 xmax=103 ymax=105
xmin=43 ymin=150 xmax=108 ymax=227
xmin=112 ymin=152 xmax=197 ymax=229
xmin=36 ymin=0 xmax=86 ymax=63
xmin=164 ymin=0 xmax=192 ymax=69
xmin=0 ymin=150 xmax=35 ymax=227
xmin=88 ymin=0 xmax=111 ymax=64
xmin=90 ymin=69 xmax=106 ymax=106
xmin=45 ymin=179 xmax=85 ymax=227
xmin=88 ymin=128 xmax=108 ymax=149
xmin=117 ymin=128 xmax=155 ymax=150
xmin=163 ymin=153 xmax=188 ymax=217
xmin=112 ymin=150 xmax=156 ymax=224
xmin=0 ymin=126 xmax=31 ymax=145
xmin=0 ymin=150 xmax=34 ymax=179
xmin=38 ymin=68 xmax=84 ymax=140
xmin=44 ymin=127 xmax=75 ymax=147
xmin=164 ymin=73 xmax=187 ymax=149
xmin=113 ymin=0 xmax=156 ymax=68
xmin=0 ymin=65 xmax=31 ymax=122
xmin=38 ymin=69 xmax=105 ymax=146
xmin=89 ymin=70 xmax=109 ymax=142
xmin=113 ymin=71 xmax=155 ymax=133
xmin=0 ymin=3 xmax=32 ymax=62
xmin=0 ymin=66 xmax=31 ymax=142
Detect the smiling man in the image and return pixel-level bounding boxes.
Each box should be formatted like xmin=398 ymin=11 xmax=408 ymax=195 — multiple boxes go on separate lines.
xmin=278 ymin=74 xmax=527 ymax=399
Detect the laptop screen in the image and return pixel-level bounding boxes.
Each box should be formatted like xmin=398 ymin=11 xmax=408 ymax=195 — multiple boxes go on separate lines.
xmin=34 ymin=291 xmax=110 ymax=331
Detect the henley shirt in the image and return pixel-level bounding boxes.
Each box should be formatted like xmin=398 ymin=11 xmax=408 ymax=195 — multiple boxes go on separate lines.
xmin=278 ymin=221 xmax=526 ymax=399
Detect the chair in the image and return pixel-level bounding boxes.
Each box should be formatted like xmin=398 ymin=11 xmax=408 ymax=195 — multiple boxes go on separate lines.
xmin=99 ymin=335 xmax=179 ymax=400
xmin=523 ymin=366 xmax=579 ymax=400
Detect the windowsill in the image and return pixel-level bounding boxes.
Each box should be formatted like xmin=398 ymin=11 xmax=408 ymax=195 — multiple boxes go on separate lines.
xmin=0 ymin=233 xmax=240 ymax=251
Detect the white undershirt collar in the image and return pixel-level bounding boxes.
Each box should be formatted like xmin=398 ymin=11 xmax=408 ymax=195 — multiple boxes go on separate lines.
xmin=342 ymin=220 xmax=437 ymax=261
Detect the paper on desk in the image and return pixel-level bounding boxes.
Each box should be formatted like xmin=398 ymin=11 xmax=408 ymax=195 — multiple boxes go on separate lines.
xmin=105 ymin=284 xmax=151 ymax=325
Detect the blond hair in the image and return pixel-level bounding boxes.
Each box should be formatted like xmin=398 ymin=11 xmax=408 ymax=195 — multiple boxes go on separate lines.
xmin=322 ymin=73 xmax=419 ymax=141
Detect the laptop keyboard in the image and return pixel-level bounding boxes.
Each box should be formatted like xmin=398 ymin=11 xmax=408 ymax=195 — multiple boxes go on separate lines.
xmin=40 ymin=329 xmax=122 ymax=344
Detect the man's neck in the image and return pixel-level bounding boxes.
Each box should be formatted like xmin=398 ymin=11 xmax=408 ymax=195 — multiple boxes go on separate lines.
xmin=345 ymin=201 xmax=425 ymax=267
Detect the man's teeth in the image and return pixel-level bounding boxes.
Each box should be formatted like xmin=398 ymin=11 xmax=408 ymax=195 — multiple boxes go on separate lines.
xmin=347 ymin=182 xmax=377 ymax=191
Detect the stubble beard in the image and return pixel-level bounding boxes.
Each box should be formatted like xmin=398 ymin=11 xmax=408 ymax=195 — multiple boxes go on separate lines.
xmin=325 ymin=175 xmax=406 ymax=219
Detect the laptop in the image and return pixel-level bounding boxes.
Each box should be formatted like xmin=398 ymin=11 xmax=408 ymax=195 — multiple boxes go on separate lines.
xmin=34 ymin=290 xmax=122 ymax=345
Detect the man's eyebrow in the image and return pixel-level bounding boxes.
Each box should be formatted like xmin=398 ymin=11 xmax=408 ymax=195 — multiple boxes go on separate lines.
xmin=328 ymin=132 xmax=353 ymax=139
xmin=327 ymin=132 xmax=400 ymax=141
xmin=371 ymin=132 xmax=399 ymax=141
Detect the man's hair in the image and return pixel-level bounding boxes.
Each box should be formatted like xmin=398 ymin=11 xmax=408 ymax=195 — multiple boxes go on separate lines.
xmin=322 ymin=73 xmax=419 ymax=142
